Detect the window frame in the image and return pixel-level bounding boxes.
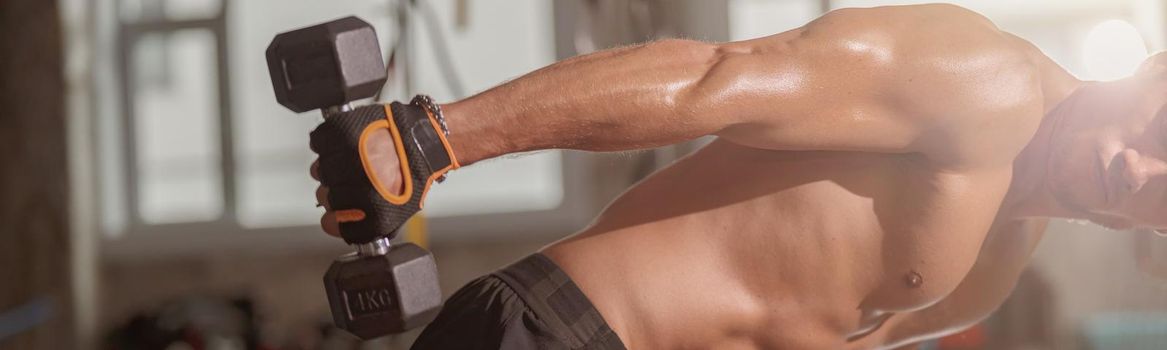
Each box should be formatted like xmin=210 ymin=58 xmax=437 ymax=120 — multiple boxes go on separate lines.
xmin=99 ymin=0 xmax=609 ymax=260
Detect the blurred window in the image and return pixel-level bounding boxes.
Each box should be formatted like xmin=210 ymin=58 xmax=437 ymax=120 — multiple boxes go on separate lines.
xmin=227 ymin=0 xmax=563 ymax=228
xmin=120 ymin=0 xmax=223 ymax=21
xmin=131 ymin=30 xmax=223 ymax=223
xmin=728 ymin=0 xmax=820 ymax=41
xmin=115 ymin=0 xmax=231 ymax=228
xmin=104 ymin=0 xmax=566 ymax=243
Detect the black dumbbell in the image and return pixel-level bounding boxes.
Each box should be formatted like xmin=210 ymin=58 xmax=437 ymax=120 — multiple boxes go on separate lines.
xmin=266 ymin=16 xmax=443 ymax=340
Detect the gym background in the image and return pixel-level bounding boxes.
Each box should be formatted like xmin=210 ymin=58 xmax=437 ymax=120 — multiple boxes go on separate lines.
xmin=2 ymin=0 xmax=1167 ymax=349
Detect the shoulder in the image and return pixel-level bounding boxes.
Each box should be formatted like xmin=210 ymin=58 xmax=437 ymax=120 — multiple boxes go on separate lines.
xmin=737 ymin=4 xmax=1037 ymax=96
xmin=806 ymin=4 xmax=1037 ymax=85
xmin=792 ymin=5 xmax=1046 ymax=166
xmin=811 ymin=3 xmax=995 ymax=32
xmin=803 ymin=4 xmax=1002 ymax=50
xmin=788 ymin=4 xmax=1041 ymax=106
xmin=727 ymin=5 xmax=1047 ymax=162
xmin=742 ymin=4 xmax=1036 ymax=85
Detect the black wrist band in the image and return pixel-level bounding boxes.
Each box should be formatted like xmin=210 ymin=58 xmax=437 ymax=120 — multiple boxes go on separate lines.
xmin=410 ymin=94 xmax=449 ymax=136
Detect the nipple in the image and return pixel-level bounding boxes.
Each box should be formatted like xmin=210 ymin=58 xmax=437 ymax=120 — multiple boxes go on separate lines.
xmin=905 ymin=271 xmax=923 ymax=288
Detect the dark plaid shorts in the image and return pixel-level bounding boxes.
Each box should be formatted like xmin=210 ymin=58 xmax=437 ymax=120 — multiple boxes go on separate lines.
xmin=410 ymin=253 xmax=627 ymax=350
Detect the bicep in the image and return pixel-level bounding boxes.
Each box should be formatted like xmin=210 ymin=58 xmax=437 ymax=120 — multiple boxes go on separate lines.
xmin=687 ymin=27 xmax=928 ymax=154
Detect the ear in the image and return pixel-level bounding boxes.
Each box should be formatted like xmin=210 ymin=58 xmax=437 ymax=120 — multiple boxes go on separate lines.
xmin=1137 ymin=51 xmax=1167 ymax=75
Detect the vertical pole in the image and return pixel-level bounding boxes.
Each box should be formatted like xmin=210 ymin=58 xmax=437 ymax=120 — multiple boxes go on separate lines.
xmin=0 ymin=0 xmax=74 ymax=347
xmin=400 ymin=0 xmax=414 ymax=96
xmin=214 ymin=6 xmax=236 ymax=222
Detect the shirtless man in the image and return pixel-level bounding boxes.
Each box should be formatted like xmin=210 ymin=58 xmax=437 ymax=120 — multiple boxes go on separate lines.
xmin=310 ymin=4 xmax=1167 ymax=349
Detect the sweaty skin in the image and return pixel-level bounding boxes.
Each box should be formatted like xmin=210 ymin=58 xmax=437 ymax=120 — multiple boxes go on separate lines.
xmin=313 ymin=4 xmax=1167 ymax=349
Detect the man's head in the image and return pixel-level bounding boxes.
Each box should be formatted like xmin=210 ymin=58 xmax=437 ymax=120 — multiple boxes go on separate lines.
xmin=1047 ymin=53 xmax=1167 ymax=231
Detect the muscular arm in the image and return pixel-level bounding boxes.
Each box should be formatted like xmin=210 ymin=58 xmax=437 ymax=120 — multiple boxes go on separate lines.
xmin=878 ymin=220 xmax=1047 ymax=349
xmin=439 ymin=7 xmax=987 ymax=165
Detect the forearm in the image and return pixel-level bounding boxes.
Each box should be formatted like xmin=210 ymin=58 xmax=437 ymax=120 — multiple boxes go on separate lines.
xmin=440 ymin=39 xmax=734 ymax=165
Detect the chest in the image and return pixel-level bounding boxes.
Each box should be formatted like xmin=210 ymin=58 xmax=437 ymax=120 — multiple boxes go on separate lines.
xmin=780 ymin=154 xmax=1015 ymax=308
xmin=663 ymin=145 xmax=1016 ymax=312
xmin=584 ymin=141 xmax=1028 ymax=348
xmin=709 ymin=151 xmax=1018 ymax=344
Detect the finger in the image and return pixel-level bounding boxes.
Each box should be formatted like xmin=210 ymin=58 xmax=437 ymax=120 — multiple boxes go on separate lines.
xmin=310 ymin=159 xmax=320 ymax=181
xmin=315 ymin=185 xmax=330 ymax=211
xmin=320 ymin=212 xmax=340 ymax=237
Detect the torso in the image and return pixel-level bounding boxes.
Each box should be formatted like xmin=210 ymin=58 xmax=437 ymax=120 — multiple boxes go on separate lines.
xmin=543 ymin=4 xmax=1070 ymax=349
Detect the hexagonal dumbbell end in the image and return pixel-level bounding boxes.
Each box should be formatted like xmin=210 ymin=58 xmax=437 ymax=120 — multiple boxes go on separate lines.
xmin=266 ymin=16 xmax=387 ymax=113
xmin=324 ymin=242 xmax=443 ymax=339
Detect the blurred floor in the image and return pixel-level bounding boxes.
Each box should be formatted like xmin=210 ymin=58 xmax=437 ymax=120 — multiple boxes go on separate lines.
xmin=99 ymin=236 xmax=552 ymax=348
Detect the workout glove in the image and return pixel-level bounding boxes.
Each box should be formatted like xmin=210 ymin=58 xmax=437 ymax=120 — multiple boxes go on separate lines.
xmin=309 ymin=102 xmax=459 ymax=244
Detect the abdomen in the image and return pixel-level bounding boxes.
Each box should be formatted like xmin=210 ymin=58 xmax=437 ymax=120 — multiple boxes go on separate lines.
xmin=546 ymin=139 xmax=1010 ymax=348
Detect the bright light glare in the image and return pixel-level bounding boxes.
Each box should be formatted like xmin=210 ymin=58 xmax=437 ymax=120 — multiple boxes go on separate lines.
xmin=1082 ymin=19 xmax=1149 ymax=81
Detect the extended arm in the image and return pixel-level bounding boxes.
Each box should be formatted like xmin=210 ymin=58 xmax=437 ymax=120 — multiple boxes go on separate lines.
xmin=440 ymin=10 xmax=945 ymax=165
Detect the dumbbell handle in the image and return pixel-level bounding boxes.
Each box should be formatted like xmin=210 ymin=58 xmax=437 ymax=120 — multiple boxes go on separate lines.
xmin=322 ymin=103 xmax=354 ymax=118
xmin=356 ymin=236 xmax=392 ymax=256
xmin=311 ymin=102 xmax=458 ymax=244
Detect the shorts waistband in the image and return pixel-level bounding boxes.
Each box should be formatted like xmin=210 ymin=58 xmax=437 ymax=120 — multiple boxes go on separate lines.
xmin=492 ymin=253 xmax=625 ymax=349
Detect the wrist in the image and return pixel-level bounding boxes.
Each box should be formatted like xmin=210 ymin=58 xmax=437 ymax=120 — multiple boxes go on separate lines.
xmin=441 ymin=98 xmax=512 ymax=166
xmin=407 ymin=96 xmax=460 ymax=175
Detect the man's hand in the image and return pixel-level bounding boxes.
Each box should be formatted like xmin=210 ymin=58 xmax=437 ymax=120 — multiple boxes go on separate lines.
xmin=311 ymin=128 xmax=405 ymax=237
